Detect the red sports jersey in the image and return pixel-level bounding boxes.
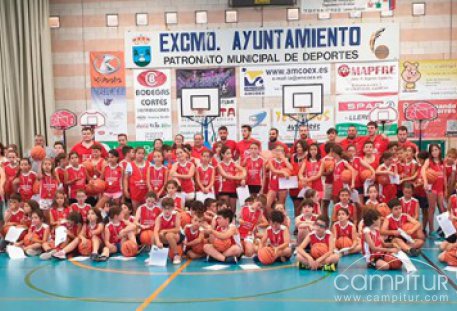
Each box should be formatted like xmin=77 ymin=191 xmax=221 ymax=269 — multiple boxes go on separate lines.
xmin=297 ymin=214 xmax=318 ymax=230
xmin=323 ymin=156 xmax=335 ymax=184
xmin=415 ymin=163 xmax=426 ymax=197
xmin=400 ymin=197 xmax=419 ymax=218
xmin=332 ymin=160 xmax=348 ymax=197
xmin=218 ymin=161 xmax=238 ymax=193
xmin=128 ymin=161 xmax=149 ymax=201
xmin=386 ymin=213 xmax=409 ymax=231
xmin=303 ymin=159 xmax=323 ymax=192
xmin=379 ymin=164 xmax=397 ymax=203
xmin=85 ymin=222 xmax=101 ymax=239
xmin=362 ymin=227 xmax=383 ymax=262
xmin=149 ymin=165 xmax=167 ymax=193
xmin=191 ymin=146 xmax=210 ymax=160
xmin=70 ymin=142 xmax=108 ymax=162
xmin=66 ymin=165 xmax=87 ymax=199
xmin=104 ymin=164 xmax=123 ymax=194
xmin=350 ymin=157 xmax=363 ymax=188
xmin=266 ymin=225 xmax=287 ymax=247
xmin=333 ymin=202 xmax=356 ymax=221
xmin=7 ymin=208 xmax=25 ymax=224
xmin=158 ymin=212 xmax=178 ymax=231
xmin=268 ymin=159 xmax=288 ymax=192
xmin=399 ymin=161 xmax=417 ymax=181
xmin=340 ymin=137 xmax=363 ymax=153
xmin=184 ymin=225 xmax=200 ymax=243
xmin=106 ymin=221 xmax=127 ymax=244
xmin=87 ymin=158 xmax=104 ymax=179
xmin=39 ymin=174 xmax=59 ymax=200
xmin=50 ymin=207 xmax=70 ymax=225
xmin=364 ymin=155 xmax=380 ymax=170
xmin=175 ymin=161 xmax=195 ymax=193
xmin=65 ymin=222 xmax=79 ymax=238
xmin=17 ymin=171 xmax=37 ymax=201
xmin=429 ymin=160 xmax=445 ymax=193
xmin=138 ymin=204 xmax=162 ymax=228
xmin=70 ymin=203 xmax=91 ymax=222
xmin=450 ymin=195 xmax=457 ymax=218
xmin=212 ymin=140 xmax=237 ymax=154
xmin=3 ymin=163 xmax=19 ymax=195
xmin=196 ymin=165 xmax=214 ymax=191
xmin=244 ymin=156 xmax=264 ymax=186
xmin=238 ymin=206 xmax=262 ymax=238
xmin=215 ymin=224 xmax=236 ymax=246
xmin=360 ymin=135 xmax=389 ymax=156
xmin=30 ymin=223 xmax=49 ymax=241
xmin=334 ymin=221 xmax=354 ymax=239
xmin=309 ymin=230 xmax=331 ymax=248
xmin=237 ymin=138 xmax=262 ymax=161
xmin=445 ymin=164 xmax=455 ymax=179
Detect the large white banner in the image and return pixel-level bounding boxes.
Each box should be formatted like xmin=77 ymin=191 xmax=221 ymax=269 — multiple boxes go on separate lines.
xmin=301 ymin=0 xmax=395 ymax=13
xmin=133 ymin=69 xmax=173 ymax=141
xmin=238 ymin=109 xmax=271 ymax=150
xmin=335 ymin=61 xmax=399 ymax=94
xmin=272 ymin=106 xmax=335 ymax=143
xmin=240 ymin=64 xmax=331 ymax=97
xmin=178 ymin=98 xmax=238 ymax=143
xmin=125 ymin=24 xmax=399 ymax=68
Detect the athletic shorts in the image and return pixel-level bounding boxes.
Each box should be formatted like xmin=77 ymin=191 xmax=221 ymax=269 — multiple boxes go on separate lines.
xmin=104 ymin=191 xmax=123 ymax=200
xmin=417 ymin=196 xmax=428 ymax=210
xmin=218 ymin=192 xmax=237 ymax=199
xmin=164 ymin=232 xmax=185 ymax=246
xmin=323 ymin=184 xmax=333 ymax=201
xmin=248 ymin=185 xmax=261 ymax=194
xmin=183 ymin=192 xmax=195 ymax=201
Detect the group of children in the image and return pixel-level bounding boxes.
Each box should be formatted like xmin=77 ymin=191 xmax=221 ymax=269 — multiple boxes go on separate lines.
xmin=1 ymin=125 xmax=457 ymax=271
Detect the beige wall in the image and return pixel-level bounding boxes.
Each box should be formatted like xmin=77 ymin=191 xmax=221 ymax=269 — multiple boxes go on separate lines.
xmin=50 ymin=0 xmax=457 ymax=148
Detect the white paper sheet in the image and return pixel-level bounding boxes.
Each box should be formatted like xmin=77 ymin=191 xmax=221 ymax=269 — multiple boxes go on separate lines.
xmin=203 ymin=264 xmax=229 ymax=271
xmin=146 ymin=246 xmax=169 ymax=266
xmin=436 ymin=212 xmax=457 ymax=238
xmin=350 ymin=190 xmax=359 ymax=204
xmin=393 ymin=251 xmax=417 ymax=274
xmin=70 ymin=256 xmax=90 ymax=262
xmin=297 ymin=187 xmax=310 ymax=198
xmin=110 ymin=256 xmax=136 ymax=261
xmin=444 ymin=266 xmax=457 ymax=272
xmin=239 ymin=264 xmax=261 ymax=270
xmin=54 ymin=226 xmax=68 ymax=247
xmin=6 ymin=245 xmax=26 ymax=259
xmin=195 ymin=191 xmax=215 ymax=202
xmin=389 ymin=174 xmax=400 ymax=185
xmin=363 ymin=180 xmax=374 ymax=196
xmin=5 ymin=226 xmax=26 ymax=243
xmin=236 ymin=186 xmax=250 ymax=206
xmin=278 ymin=176 xmax=298 ymax=190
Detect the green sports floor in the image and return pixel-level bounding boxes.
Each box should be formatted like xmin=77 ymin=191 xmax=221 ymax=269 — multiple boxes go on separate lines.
xmin=1 ymin=199 xmax=457 ymax=311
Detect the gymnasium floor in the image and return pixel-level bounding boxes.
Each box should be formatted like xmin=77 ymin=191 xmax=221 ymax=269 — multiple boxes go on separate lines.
xmin=2 ymin=201 xmax=457 ymax=311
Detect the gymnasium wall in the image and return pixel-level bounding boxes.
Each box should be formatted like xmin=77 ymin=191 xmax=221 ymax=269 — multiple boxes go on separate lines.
xmin=49 ymin=0 xmax=457 ymax=149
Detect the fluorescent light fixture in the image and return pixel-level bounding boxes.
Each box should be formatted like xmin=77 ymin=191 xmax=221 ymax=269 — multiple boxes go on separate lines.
xmin=412 ymin=3 xmax=425 ymax=16
xmin=165 ymin=12 xmax=178 ymax=25
xmin=136 ymin=13 xmax=148 ymax=26
xmin=349 ymin=11 xmax=362 ymax=18
xmin=225 ymin=10 xmax=238 ymax=23
xmin=106 ymin=14 xmax=119 ymax=27
xmin=49 ymin=16 xmax=60 ymax=28
xmin=195 ymin=10 xmax=208 ymax=24
xmin=318 ymin=12 xmax=331 ymax=20
xmin=287 ymin=8 xmax=300 ymax=21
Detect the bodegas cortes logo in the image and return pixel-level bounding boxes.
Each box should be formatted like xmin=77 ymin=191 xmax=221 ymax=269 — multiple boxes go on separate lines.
xmin=132 ymin=35 xmax=151 ymax=67
xmin=137 ymin=70 xmax=167 ymax=88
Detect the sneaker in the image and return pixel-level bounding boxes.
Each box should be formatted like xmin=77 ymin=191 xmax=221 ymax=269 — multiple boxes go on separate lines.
xmin=0 ymin=239 xmax=7 ymax=252
xmin=298 ymin=262 xmax=309 ymax=270
xmin=323 ymin=263 xmax=337 ymax=272
xmin=206 ymin=255 xmax=216 ymax=262
xmin=408 ymin=248 xmax=421 ymax=257
xmin=253 ymin=255 xmax=260 ymax=263
xmin=172 ymin=255 xmax=182 ymax=265
xmin=27 ymin=249 xmax=43 ymax=257
xmin=90 ymin=253 xmax=98 ymax=261
xmin=224 ymin=256 xmax=238 ymax=264
xmin=52 ymin=250 xmax=66 ymax=260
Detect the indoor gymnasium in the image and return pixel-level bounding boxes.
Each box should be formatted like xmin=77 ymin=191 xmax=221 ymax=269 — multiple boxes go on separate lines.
xmin=2 ymin=0 xmax=457 ymax=310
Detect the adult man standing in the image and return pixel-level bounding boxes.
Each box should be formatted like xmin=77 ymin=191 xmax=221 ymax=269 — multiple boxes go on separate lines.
xmin=359 ymin=121 xmax=389 ymax=156
xmin=237 ymin=125 xmax=262 ymax=161
xmin=340 ymin=125 xmax=363 ymax=153
xmin=292 ymin=125 xmax=315 ymax=153
xmin=115 ymin=133 xmax=128 ymax=161
xmin=268 ymin=128 xmax=289 ymax=156
xmin=212 ymin=126 xmax=237 ymax=155
xmin=396 ymin=126 xmax=417 ymax=153
xmin=70 ymin=127 xmax=108 ymax=162
xmin=191 ymin=133 xmax=210 ymax=160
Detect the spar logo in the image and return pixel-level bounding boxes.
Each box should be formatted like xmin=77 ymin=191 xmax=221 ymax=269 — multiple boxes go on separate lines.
xmin=242 ymin=68 xmax=265 ymax=95
xmin=137 ymin=70 xmax=167 ymax=88
xmin=338 ymin=65 xmax=350 ymax=77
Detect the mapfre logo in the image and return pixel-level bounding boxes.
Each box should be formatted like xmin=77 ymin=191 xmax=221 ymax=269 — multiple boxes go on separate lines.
xmin=137 ymin=70 xmax=167 ymax=87
xmin=338 ymin=65 xmax=350 ymax=77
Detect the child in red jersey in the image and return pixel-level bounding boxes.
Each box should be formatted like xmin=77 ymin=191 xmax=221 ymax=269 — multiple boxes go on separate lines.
xmin=362 ymin=209 xmax=400 ymax=270
xmin=381 ymin=198 xmax=423 ymax=257
xmin=332 ymin=208 xmax=361 ymax=255
xmin=203 ymin=208 xmax=242 ymax=264
xmin=183 ymin=212 xmax=206 ymax=259
xmin=444 ymin=148 xmax=457 ymax=197
xmin=400 ymin=183 xmax=419 ymax=220
xmin=37 ymin=158 xmax=60 ymax=214
xmin=147 ymin=150 xmax=168 ymax=198
xmin=119 ymin=145 xmax=134 ymax=171
xmin=346 ymin=144 xmax=376 ymax=205
xmin=3 ymin=150 xmax=19 ymax=199
xmin=361 ymin=141 xmax=380 ymax=170
xmin=124 ymin=147 xmax=149 ymax=209
xmin=332 ymin=189 xmax=356 ymax=223
xmin=257 ymin=210 xmax=292 ymax=263
xmin=273 ymin=202 xmax=291 ymax=229
xmin=376 ymin=152 xmax=399 ymax=203
xmin=295 ymin=199 xmax=318 ymax=245
xmin=49 ymin=190 xmax=70 ymax=228
xmin=54 ymin=153 xmax=68 ymax=195
xmin=415 ymin=151 xmax=429 ymax=232
xmin=13 ymin=158 xmax=37 ymax=202
xmin=154 ymin=198 xmax=183 ymax=264
xmin=70 ymin=190 xmax=91 ymax=222
xmin=2 ymin=194 xmax=24 ymax=239
xmin=304 ymin=189 xmax=321 ymax=215
xmin=97 ymin=149 xmax=123 ymax=210
xmin=238 ymin=195 xmax=268 ymax=257
xmin=65 ymin=151 xmax=87 ymax=203
xmin=399 ymin=146 xmax=418 ymax=190
xmin=448 ymin=184 xmax=457 ymax=230
xmin=195 ymin=150 xmax=216 ymax=199
xmin=79 ymin=207 xmax=104 ymax=261
xmin=289 ymin=140 xmax=307 ymax=217
xmin=18 ymin=209 xmax=50 ymax=256
xmin=298 ymin=143 xmax=324 ymax=213
xmin=98 ymin=206 xmax=137 ymax=262
xmin=217 ymin=146 xmax=246 ymax=211
xmin=297 ymin=215 xmax=339 ymax=271
xmin=265 ymin=145 xmax=293 ymax=219
xmin=135 ymin=192 xmax=161 ymax=246
xmin=329 ymin=145 xmax=356 ymax=203
xmin=49 ymin=211 xmax=84 ymax=260
xmin=242 ymin=142 xmax=265 ymax=195
xmin=169 ymin=147 xmax=196 ymax=202
xmin=121 ymin=202 xmax=135 ymax=224
xmin=84 ymin=145 xmax=106 ymax=180
xmin=422 ymin=144 xmax=447 ymax=235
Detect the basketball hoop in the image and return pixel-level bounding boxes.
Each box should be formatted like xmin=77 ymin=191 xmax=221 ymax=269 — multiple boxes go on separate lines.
xmin=403 ymin=101 xmax=438 ymax=150
xmin=50 ymin=110 xmax=77 ymax=151
xmin=368 ymin=101 xmax=398 ymax=133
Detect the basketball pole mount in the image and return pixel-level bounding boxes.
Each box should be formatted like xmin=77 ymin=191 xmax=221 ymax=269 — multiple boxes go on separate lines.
xmin=287 ymin=114 xmax=319 ymax=141
xmin=184 ymin=116 xmax=216 ymax=149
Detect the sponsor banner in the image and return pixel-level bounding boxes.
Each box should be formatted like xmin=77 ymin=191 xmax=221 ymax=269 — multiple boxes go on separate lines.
xmin=238 ymin=109 xmax=271 ymax=150
xmin=335 ymin=94 xmax=399 ymax=136
xmin=400 ymin=60 xmax=457 ymax=100
xmin=133 ymin=69 xmax=173 ymax=141
xmin=301 ymin=0 xmax=395 ymax=14
xmin=240 ymin=64 xmax=331 ymax=97
xmin=335 ymin=61 xmax=399 ymax=94
xmin=125 ymin=24 xmax=399 ymax=68
xmin=178 ymin=98 xmax=237 ymax=143
xmin=271 ymin=106 xmax=334 ymax=143
xmin=176 ymin=68 xmax=236 ymax=98
xmin=101 ymin=141 xmax=174 ymax=155
xmin=90 ymin=51 xmax=127 ymax=141
xmin=399 ymin=99 xmax=457 ymax=139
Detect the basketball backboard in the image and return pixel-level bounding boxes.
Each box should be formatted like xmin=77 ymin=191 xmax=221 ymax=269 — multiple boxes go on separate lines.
xmin=282 ymin=84 xmax=323 ymax=116
xmin=368 ymin=100 xmax=398 ymax=123
xmin=404 ymin=101 xmax=438 ymax=121
xmin=80 ymin=111 xmax=106 ymax=128
xmin=181 ymin=87 xmax=220 ymax=118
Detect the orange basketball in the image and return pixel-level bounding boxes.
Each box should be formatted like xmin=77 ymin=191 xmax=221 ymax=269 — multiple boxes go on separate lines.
xmin=376 ymin=174 xmax=390 ymax=186
xmin=32 ymin=181 xmax=40 ymax=194
xmin=180 ymin=211 xmax=191 ymax=227
xmin=139 ymin=230 xmax=154 ymax=246
xmin=335 ymin=237 xmax=353 ymax=250
xmin=402 ymin=222 xmax=418 ymax=238
xmin=85 ymin=179 xmax=106 ymax=196
xmin=310 ymin=243 xmax=329 ymax=259
xmin=324 ymin=160 xmax=335 ymax=173
xmin=121 ymin=240 xmax=138 ymax=257
xmin=191 ymin=242 xmax=205 ymax=255
xmin=257 ymin=246 xmax=276 ymax=265
xmin=360 ymin=169 xmax=373 ymax=182
xmin=443 ymin=251 xmax=457 ymax=266
xmin=78 ymin=240 xmax=93 ymax=256
xmin=23 ymin=233 xmax=39 ymax=247
xmin=82 ymin=161 xmax=95 ymax=177
xmin=384 ymin=254 xmax=402 ymax=270
xmin=376 ymin=203 xmax=391 ymax=217
xmin=30 ymin=146 xmax=46 ymax=161
xmin=341 ymin=169 xmax=352 ymax=183
xmin=426 ymin=169 xmax=438 ymax=184
xmin=213 ymin=238 xmax=232 ymax=253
